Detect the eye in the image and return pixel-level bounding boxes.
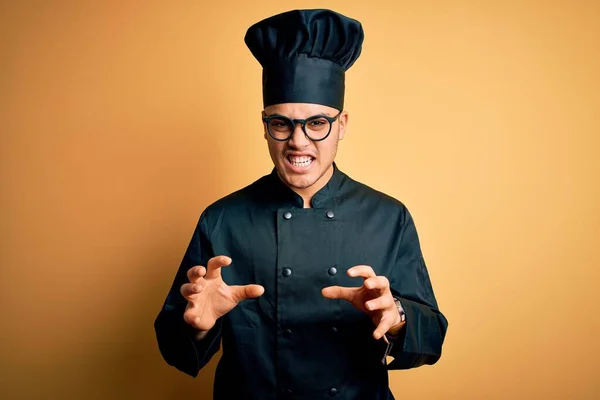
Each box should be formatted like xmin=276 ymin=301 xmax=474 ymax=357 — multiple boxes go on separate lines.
xmin=307 ymin=118 xmax=329 ymax=130
xmin=268 ymin=118 xmax=292 ymax=132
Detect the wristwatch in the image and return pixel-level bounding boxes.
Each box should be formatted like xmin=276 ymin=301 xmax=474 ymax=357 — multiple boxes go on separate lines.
xmin=381 ymin=297 xmax=406 ymax=364
xmin=394 ymin=297 xmax=406 ymax=323
xmin=385 ymin=297 xmax=406 ymax=341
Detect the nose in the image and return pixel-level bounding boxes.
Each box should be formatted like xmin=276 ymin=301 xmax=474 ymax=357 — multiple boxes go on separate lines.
xmin=287 ymin=123 xmax=311 ymax=148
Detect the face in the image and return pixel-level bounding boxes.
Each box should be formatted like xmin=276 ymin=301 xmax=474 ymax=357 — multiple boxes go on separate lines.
xmin=262 ymin=103 xmax=348 ymax=195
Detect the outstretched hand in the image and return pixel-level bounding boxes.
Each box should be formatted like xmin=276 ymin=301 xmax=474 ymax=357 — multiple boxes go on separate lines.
xmin=181 ymin=255 xmax=264 ymax=331
xmin=322 ymin=265 xmax=404 ymax=341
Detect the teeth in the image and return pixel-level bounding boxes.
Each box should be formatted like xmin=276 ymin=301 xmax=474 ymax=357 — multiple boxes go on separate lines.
xmin=289 ymin=155 xmax=313 ymax=167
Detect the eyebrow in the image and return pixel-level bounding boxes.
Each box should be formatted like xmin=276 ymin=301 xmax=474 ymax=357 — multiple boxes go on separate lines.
xmin=264 ymin=112 xmax=331 ymax=118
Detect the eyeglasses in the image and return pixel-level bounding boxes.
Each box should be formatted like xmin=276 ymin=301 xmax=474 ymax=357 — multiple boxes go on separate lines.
xmin=262 ymin=111 xmax=342 ymax=142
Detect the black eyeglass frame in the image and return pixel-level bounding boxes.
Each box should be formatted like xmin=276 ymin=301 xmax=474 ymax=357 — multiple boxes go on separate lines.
xmin=262 ymin=110 xmax=342 ymax=142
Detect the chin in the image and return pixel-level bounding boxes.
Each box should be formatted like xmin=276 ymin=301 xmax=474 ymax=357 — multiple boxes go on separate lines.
xmin=276 ymin=164 xmax=318 ymax=189
xmin=285 ymin=175 xmax=318 ymax=189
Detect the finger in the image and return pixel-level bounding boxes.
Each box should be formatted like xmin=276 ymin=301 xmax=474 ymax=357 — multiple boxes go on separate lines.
xmin=180 ymin=282 xmax=203 ymax=298
xmin=365 ymin=295 xmax=394 ymax=312
xmin=230 ymin=284 xmax=265 ymax=302
xmin=183 ymin=304 xmax=204 ymax=330
xmin=183 ymin=309 xmax=199 ymax=328
xmin=363 ymin=276 xmax=390 ymax=291
xmin=373 ymin=314 xmax=395 ymax=340
xmin=205 ymin=255 xmax=232 ymax=280
xmin=322 ymin=286 xmax=358 ymax=301
xmin=347 ymin=265 xmax=376 ymax=280
xmin=187 ymin=266 xmax=207 ymax=282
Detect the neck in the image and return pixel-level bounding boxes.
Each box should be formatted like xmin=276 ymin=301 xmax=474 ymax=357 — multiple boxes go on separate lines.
xmin=290 ymin=164 xmax=335 ymax=208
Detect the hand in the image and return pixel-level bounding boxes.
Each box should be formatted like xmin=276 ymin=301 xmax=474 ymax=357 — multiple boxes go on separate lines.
xmin=181 ymin=255 xmax=264 ymax=331
xmin=322 ymin=265 xmax=404 ymax=341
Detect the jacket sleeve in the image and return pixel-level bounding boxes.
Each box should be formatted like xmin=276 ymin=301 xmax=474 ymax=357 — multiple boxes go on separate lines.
xmin=386 ymin=205 xmax=448 ymax=370
xmin=154 ymin=210 xmax=222 ymax=377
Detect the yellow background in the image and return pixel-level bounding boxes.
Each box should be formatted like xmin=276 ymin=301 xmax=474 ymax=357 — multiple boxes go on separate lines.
xmin=1 ymin=1 xmax=598 ymax=399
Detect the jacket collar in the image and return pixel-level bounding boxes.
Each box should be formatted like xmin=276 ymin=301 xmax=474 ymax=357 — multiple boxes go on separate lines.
xmin=267 ymin=162 xmax=346 ymax=208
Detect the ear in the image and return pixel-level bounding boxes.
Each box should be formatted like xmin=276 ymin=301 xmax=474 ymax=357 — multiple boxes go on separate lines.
xmin=337 ymin=111 xmax=349 ymax=140
xmin=261 ymin=110 xmax=268 ymax=140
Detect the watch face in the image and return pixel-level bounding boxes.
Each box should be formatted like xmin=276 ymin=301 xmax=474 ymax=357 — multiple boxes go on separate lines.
xmin=394 ymin=299 xmax=406 ymax=322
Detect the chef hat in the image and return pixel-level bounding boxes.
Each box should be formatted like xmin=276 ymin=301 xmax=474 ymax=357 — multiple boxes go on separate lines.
xmin=244 ymin=9 xmax=364 ymax=111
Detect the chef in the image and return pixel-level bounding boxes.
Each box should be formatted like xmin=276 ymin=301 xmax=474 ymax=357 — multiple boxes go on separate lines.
xmin=155 ymin=8 xmax=448 ymax=400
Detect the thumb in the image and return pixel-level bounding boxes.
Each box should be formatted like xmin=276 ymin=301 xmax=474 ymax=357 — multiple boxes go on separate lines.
xmin=231 ymin=284 xmax=265 ymax=302
xmin=322 ymin=285 xmax=355 ymax=300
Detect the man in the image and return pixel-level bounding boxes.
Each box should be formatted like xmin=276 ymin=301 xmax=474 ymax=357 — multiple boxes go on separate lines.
xmin=155 ymin=9 xmax=448 ymax=400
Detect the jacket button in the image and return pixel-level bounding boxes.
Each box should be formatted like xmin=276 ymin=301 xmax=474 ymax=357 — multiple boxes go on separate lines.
xmin=283 ymin=211 xmax=292 ymax=220
xmin=326 ymin=210 xmax=335 ymax=219
xmin=329 ymin=387 xmax=338 ymax=396
xmin=282 ymin=268 xmax=292 ymax=277
xmin=328 ymin=267 xmax=337 ymax=276
xmin=283 ymin=328 xmax=292 ymax=338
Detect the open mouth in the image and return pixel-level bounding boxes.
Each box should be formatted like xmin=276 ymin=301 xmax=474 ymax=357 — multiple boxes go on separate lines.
xmin=287 ymin=155 xmax=315 ymax=168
